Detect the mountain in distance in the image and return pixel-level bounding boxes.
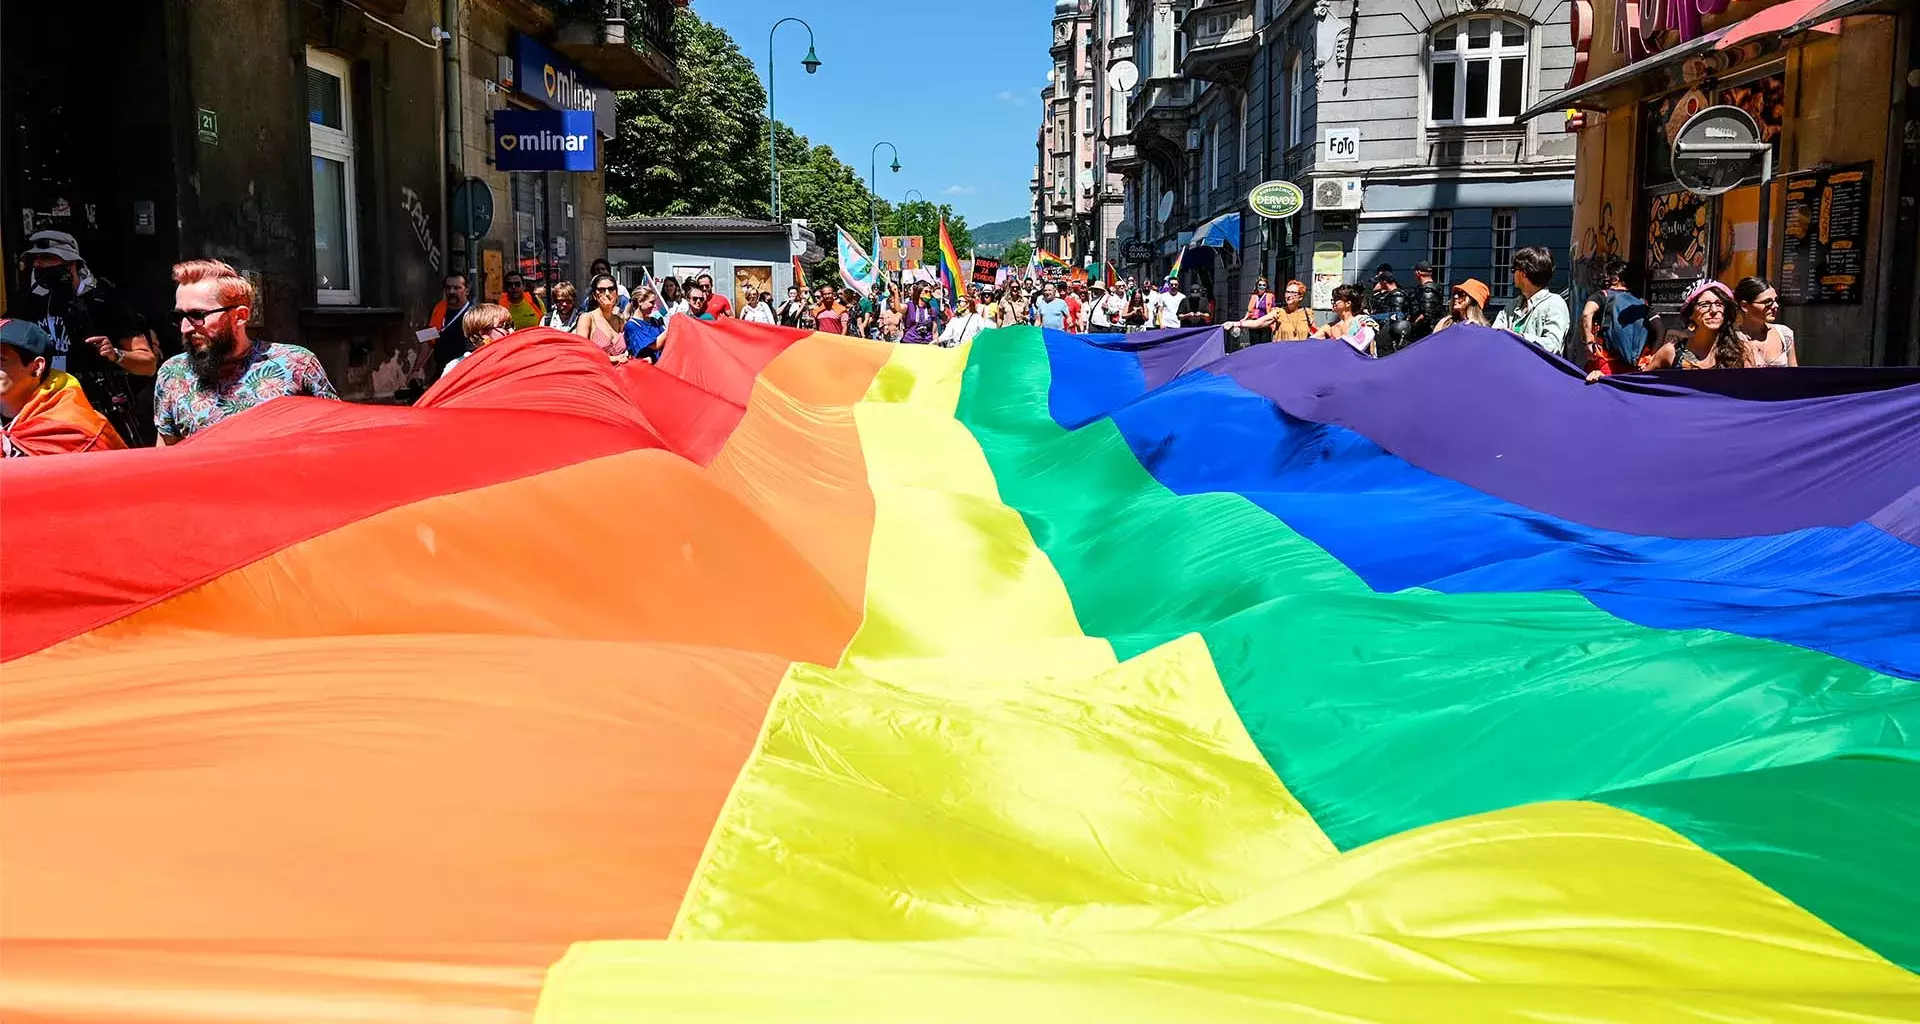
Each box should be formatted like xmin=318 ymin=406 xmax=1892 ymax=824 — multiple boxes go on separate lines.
xmin=970 ymin=216 xmax=1031 ymax=256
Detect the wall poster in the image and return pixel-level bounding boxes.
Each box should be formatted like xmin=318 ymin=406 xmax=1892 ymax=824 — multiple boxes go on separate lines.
xmin=733 ymin=264 xmax=773 ymax=311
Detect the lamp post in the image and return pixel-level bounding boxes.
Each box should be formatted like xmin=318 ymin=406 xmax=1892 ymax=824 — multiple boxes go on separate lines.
xmin=767 ymin=17 xmax=821 ymax=219
xmin=903 ymin=188 xmax=925 ymax=205
xmin=869 ymin=140 xmax=901 ymax=238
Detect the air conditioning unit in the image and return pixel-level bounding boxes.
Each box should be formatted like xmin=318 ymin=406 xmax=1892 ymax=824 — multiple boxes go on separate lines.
xmin=1313 ymin=177 xmax=1364 ymax=212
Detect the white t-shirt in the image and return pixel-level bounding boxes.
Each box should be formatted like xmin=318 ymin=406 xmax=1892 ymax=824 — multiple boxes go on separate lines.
xmin=743 ymin=302 xmax=777 ymax=325
xmin=938 ymin=311 xmax=992 ymax=347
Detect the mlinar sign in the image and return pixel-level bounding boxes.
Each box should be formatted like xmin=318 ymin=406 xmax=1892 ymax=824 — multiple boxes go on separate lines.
xmin=513 ymin=34 xmax=616 ymax=140
xmin=494 ymin=109 xmax=598 ymax=172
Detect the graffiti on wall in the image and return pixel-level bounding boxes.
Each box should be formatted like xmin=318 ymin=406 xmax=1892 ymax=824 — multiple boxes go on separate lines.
xmin=401 ymin=186 xmax=442 ymax=273
xmin=1571 ymin=200 xmax=1623 ymax=301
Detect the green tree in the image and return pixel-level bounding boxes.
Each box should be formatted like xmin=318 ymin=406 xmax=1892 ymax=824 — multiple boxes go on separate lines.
xmin=1003 ymin=239 xmax=1033 ymax=269
xmin=603 ymin=9 xmax=884 ymax=290
xmin=605 ymin=15 xmax=768 ymax=218
xmin=778 ymin=141 xmax=884 ymax=286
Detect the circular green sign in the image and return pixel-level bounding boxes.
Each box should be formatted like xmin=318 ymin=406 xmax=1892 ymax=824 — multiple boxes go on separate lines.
xmin=1249 ymin=180 xmax=1305 ymax=220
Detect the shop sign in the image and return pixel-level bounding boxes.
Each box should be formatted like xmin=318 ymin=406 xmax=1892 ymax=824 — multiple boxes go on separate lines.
xmin=1121 ymin=240 xmax=1156 ymax=264
xmin=493 ymin=109 xmax=598 ymax=172
xmin=1323 ymin=127 xmax=1360 ymax=164
xmin=1609 ymin=0 xmax=1766 ymax=63
xmin=1248 ymin=180 xmax=1305 ymax=220
xmin=1671 ymin=104 xmax=1770 ymax=196
xmin=512 ymin=34 xmax=616 ymax=139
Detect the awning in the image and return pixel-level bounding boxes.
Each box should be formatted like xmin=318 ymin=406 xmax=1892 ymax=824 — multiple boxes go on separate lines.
xmin=1517 ymin=0 xmax=1893 ymax=122
xmin=1191 ymin=211 xmax=1242 ymax=250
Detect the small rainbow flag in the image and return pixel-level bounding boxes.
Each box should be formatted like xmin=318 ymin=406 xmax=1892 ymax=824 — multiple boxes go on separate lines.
xmin=1167 ymin=246 xmax=1189 ymax=283
xmin=936 ymin=220 xmax=966 ymax=303
xmin=1035 ymin=248 xmax=1069 ymax=271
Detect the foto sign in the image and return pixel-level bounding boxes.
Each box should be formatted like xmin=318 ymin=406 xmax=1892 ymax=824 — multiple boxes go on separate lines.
xmin=494 ymin=109 xmax=597 ymax=172
xmin=1248 ymin=180 xmax=1305 ymax=220
xmin=1323 ymin=127 xmax=1359 ymax=163
xmin=1673 ymin=104 xmax=1769 ymax=197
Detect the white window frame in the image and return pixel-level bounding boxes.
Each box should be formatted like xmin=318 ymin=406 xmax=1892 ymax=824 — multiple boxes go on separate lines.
xmin=1428 ymin=211 xmax=1453 ymax=285
xmin=1211 ymin=122 xmax=1224 ymax=191
xmin=1287 ymin=54 xmax=1305 ymax=148
xmin=1491 ymin=208 xmax=1519 ymax=299
xmin=1428 ymin=17 xmax=1530 ymax=127
xmin=307 ymin=49 xmax=359 ymax=305
xmin=1237 ymin=93 xmax=1249 ymax=175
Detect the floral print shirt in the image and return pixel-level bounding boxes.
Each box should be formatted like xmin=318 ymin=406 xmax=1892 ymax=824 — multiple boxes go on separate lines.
xmin=154 ymin=340 xmax=339 ymax=440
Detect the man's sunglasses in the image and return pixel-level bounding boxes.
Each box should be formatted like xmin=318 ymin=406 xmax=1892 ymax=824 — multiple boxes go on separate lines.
xmin=168 ymin=305 xmax=240 ymax=325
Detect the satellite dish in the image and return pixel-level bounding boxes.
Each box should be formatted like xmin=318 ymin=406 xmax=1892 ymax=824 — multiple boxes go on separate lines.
xmin=1108 ymin=59 xmax=1139 ymax=93
xmin=1156 ymin=191 xmax=1175 ymax=224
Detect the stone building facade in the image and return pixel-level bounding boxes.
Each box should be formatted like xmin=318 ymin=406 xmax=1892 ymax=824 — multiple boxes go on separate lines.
xmin=1111 ymin=0 xmax=1578 ymax=319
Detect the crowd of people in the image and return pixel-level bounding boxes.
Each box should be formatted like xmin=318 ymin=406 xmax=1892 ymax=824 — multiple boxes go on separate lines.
xmin=0 ymin=232 xmax=1813 ymax=462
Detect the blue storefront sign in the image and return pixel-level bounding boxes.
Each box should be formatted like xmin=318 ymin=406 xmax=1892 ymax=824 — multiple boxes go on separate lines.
xmin=493 ymin=109 xmax=598 ymax=172
xmin=511 ymin=34 xmax=615 ymax=140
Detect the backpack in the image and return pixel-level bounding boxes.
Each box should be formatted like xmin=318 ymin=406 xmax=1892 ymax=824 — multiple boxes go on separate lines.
xmin=1595 ymin=288 xmax=1650 ymax=366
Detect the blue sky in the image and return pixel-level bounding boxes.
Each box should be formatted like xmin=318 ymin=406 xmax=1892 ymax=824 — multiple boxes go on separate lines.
xmin=692 ymin=0 xmax=1053 ymax=227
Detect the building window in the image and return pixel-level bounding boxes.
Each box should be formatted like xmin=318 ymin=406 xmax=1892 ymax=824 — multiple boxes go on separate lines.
xmin=1428 ymin=211 xmax=1452 ymax=285
xmin=1491 ymin=208 xmax=1518 ymax=298
xmin=306 ymin=49 xmax=358 ymax=304
xmin=1212 ymin=122 xmax=1224 ymax=191
xmin=1238 ymin=94 xmax=1249 ymax=175
xmin=1429 ymin=17 xmax=1529 ymax=126
xmin=1287 ymin=54 xmax=1305 ymax=148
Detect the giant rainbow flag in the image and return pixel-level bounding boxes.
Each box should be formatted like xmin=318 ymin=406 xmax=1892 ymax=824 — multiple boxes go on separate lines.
xmin=3 ymin=320 xmax=1918 ymax=1023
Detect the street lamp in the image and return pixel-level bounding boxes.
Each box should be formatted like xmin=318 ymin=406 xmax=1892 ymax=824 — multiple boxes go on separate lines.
xmin=903 ymin=188 xmax=926 ymax=206
xmin=768 ymin=17 xmax=821 ymax=219
xmin=869 ymin=140 xmax=901 ymax=246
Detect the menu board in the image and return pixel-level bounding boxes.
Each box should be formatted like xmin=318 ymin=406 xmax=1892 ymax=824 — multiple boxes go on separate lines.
xmin=1778 ymin=162 xmax=1873 ymax=305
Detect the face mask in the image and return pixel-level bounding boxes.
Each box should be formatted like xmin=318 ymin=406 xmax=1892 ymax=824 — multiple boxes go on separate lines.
xmin=30 ymin=265 xmax=74 ymax=298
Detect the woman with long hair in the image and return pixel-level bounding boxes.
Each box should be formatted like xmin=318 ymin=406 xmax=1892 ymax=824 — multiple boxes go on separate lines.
xmin=1433 ymin=279 xmax=1491 ymax=332
xmin=1312 ymin=283 xmax=1379 ymax=356
xmin=1122 ymin=284 xmax=1150 ymax=332
xmin=1636 ymin=280 xmax=1750 ymax=371
xmin=542 ymin=281 xmax=582 ymax=331
xmin=573 ymin=273 xmax=628 ymax=363
xmin=659 ymin=276 xmax=684 ymax=319
xmin=623 ymin=285 xmax=665 ymax=362
xmin=901 ymin=281 xmax=938 ymax=344
xmin=1734 ymin=275 xmax=1797 ymax=366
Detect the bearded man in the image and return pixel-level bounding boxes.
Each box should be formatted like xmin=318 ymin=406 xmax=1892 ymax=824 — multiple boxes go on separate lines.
xmin=153 ymin=259 xmax=337 ymax=445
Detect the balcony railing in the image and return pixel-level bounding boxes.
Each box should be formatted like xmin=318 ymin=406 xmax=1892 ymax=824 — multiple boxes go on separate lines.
xmin=535 ymin=0 xmax=680 ymax=89
xmin=1128 ymin=77 xmax=1194 ymax=134
xmin=1180 ymin=0 xmax=1256 ymax=83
